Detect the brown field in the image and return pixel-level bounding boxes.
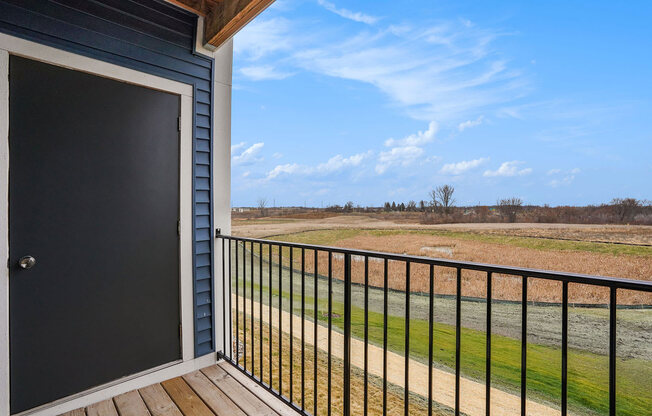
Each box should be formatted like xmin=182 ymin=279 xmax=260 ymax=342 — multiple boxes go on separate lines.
xmin=234 ymin=317 xmax=436 ymax=416
xmin=232 ymin=214 xmax=652 ymax=244
xmin=232 ymin=215 xmax=652 ymax=304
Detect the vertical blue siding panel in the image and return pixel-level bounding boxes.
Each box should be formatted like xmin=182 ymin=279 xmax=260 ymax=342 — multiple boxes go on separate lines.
xmin=0 ymin=0 xmax=216 ymax=357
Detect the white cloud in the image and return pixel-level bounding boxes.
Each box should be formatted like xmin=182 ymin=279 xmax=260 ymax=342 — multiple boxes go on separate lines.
xmin=266 ymin=163 xmax=301 ymax=179
xmin=376 ymin=146 xmax=423 ymax=174
xmin=266 ymin=152 xmax=369 ymax=179
xmin=240 ymin=65 xmax=294 ymax=80
xmin=231 ymin=142 xmax=246 ymax=155
xmin=547 ymin=168 xmax=580 ymax=187
xmin=232 ymin=143 xmax=265 ymax=165
xmin=483 ymin=161 xmax=532 ymax=177
xmin=458 ymin=115 xmax=484 ymax=131
xmin=384 ymin=121 xmax=438 ymax=147
xmin=235 ymin=15 xmax=527 ymax=120
xmin=440 ymin=158 xmax=488 ymax=175
xmin=272 ymin=152 xmax=283 ymax=159
xmin=234 ymin=17 xmax=293 ymax=61
xmin=317 ymin=0 xmax=378 ymax=25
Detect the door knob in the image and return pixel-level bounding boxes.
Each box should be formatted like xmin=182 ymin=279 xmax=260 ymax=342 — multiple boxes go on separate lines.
xmin=18 ymin=256 xmax=36 ymax=270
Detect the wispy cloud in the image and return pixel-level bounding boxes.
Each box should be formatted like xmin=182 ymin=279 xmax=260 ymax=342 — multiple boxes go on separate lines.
xmin=234 ymin=17 xmax=294 ymax=61
xmin=235 ymin=13 xmax=526 ymax=122
xmin=440 ymin=157 xmax=488 ymax=175
xmin=458 ymin=115 xmax=485 ymax=131
xmin=384 ymin=121 xmax=438 ymax=147
xmin=317 ymin=0 xmax=378 ymax=25
xmin=267 ymin=152 xmax=369 ymax=179
xmin=548 ymin=168 xmax=580 ymax=187
xmin=233 ymin=142 xmax=265 ymax=165
xmin=231 ymin=142 xmax=246 ymax=155
xmin=483 ymin=161 xmax=532 ymax=177
xmin=240 ymin=65 xmax=294 ymax=80
xmin=376 ymin=146 xmax=423 ymax=174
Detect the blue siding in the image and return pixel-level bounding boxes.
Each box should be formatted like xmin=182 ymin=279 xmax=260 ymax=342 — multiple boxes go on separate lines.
xmin=0 ymin=0 xmax=217 ymax=357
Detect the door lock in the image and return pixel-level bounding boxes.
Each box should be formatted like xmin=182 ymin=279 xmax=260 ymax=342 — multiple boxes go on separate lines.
xmin=18 ymin=256 xmax=36 ymax=270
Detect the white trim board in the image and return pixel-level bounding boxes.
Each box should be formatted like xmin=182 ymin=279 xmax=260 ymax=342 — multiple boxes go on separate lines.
xmin=0 ymin=34 xmax=210 ymax=416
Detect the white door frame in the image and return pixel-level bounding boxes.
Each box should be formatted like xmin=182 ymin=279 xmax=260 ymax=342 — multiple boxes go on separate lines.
xmin=0 ymin=33 xmax=208 ymax=416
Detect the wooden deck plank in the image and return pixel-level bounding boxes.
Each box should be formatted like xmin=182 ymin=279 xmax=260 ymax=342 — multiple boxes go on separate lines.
xmin=160 ymin=377 xmax=214 ymax=416
xmin=113 ymin=390 xmax=151 ymax=416
xmin=201 ymin=365 xmax=278 ymax=416
xmin=86 ymin=399 xmax=119 ymax=416
xmin=216 ymin=362 xmax=301 ymax=416
xmin=138 ymin=384 xmax=183 ymax=416
xmin=61 ymin=409 xmax=86 ymax=416
xmin=182 ymin=371 xmax=247 ymax=416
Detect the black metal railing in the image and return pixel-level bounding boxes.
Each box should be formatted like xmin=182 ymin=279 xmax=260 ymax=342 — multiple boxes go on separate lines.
xmin=216 ymin=234 xmax=652 ymax=416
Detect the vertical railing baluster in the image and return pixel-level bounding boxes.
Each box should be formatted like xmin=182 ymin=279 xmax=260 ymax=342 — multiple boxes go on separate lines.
xmin=455 ymin=267 xmax=461 ymax=416
xmin=236 ymin=240 xmax=240 ymax=366
xmin=251 ymin=242 xmax=255 ymax=376
xmin=383 ymin=258 xmax=389 ymax=416
xmin=279 ymin=245 xmax=283 ymax=396
xmin=561 ymin=281 xmax=568 ymax=416
xmin=364 ymin=255 xmax=369 ymax=416
xmin=222 ymin=237 xmax=226 ymax=357
xmin=486 ymin=272 xmax=492 ymax=416
xmin=243 ymin=241 xmax=247 ymax=371
xmin=343 ymin=253 xmax=352 ymax=416
xmin=259 ymin=242 xmax=263 ymax=381
xmin=289 ymin=247 xmax=294 ymax=403
xmin=327 ymin=251 xmax=332 ymax=416
xmin=521 ymin=276 xmax=528 ymax=416
xmin=268 ymin=243 xmax=273 ymax=387
xmin=314 ymin=249 xmax=318 ymax=416
xmin=404 ymin=261 xmax=410 ymax=416
xmin=428 ymin=264 xmax=434 ymax=416
xmin=228 ymin=239 xmax=233 ymax=360
xmin=609 ymin=287 xmax=617 ymax=416
xmin=301 ymin=247 xmax=306 ymax=411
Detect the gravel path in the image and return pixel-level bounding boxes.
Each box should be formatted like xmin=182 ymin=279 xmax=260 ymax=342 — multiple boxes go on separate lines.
xmin=235 ymin=295 xmax=560 ymax=416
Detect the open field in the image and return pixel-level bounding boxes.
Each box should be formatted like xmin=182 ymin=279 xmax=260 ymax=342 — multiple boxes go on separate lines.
xmin=227 ymin=250 xmax=652 ymax=416
xmin=229 ymin=216 xmax=652 ymax=415
xmin=232 ymin=215 xmax=652 ymax=246
xmin=233 ymin=216 xmax=652 ymax=304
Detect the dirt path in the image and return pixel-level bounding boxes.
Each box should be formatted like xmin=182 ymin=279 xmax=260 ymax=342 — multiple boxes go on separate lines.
xmin=235 ymin=295 xmax=560 ymax=416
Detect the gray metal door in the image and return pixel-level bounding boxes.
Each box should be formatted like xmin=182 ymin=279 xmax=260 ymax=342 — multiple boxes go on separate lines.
xmin=9 ymin=56 xmax=182 ymax=413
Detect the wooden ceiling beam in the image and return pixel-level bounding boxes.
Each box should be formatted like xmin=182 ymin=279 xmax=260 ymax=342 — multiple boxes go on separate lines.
xmin=204 ymin=0 xmax=275 ymax=47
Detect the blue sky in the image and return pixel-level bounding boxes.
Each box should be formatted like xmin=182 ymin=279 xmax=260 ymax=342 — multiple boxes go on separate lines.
xmin=230 ymin=0 xmax=652 ymax=207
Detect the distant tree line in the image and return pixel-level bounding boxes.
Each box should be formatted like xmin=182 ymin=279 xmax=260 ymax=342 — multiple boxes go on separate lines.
xmin=376 ymin=185 xmax=651 ymax=225
xmin=250 ymin=187 xmax=651 ymax=225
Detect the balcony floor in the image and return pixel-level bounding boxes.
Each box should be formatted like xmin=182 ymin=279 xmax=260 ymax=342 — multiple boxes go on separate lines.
xmin=59 ymin=361 xmax=298 ymax=416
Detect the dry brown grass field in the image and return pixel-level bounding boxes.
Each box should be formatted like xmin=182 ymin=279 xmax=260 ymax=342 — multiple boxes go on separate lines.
xmin=232 ymin=215 xmax=652 ymax=304
xmin=233 ymin=317 xmax=436 ymax=416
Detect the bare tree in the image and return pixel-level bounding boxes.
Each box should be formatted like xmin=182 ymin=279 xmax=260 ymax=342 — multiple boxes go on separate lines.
xmin=610 ymin=198 xmax=641 ymax=222
xmin=498 ymin=197 xmax=523 ymax=222
xmin=257 ymin=197 xmax=268 ymax=217
xmin=430 ymin=185 xmax=456 ymax=214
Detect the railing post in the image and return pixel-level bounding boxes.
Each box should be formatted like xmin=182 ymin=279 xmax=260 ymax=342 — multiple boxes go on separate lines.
xmin=343 ymin=253 xmax=352 ymax=416
xmin=609 ymin=287 xmax=617 ymax=416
